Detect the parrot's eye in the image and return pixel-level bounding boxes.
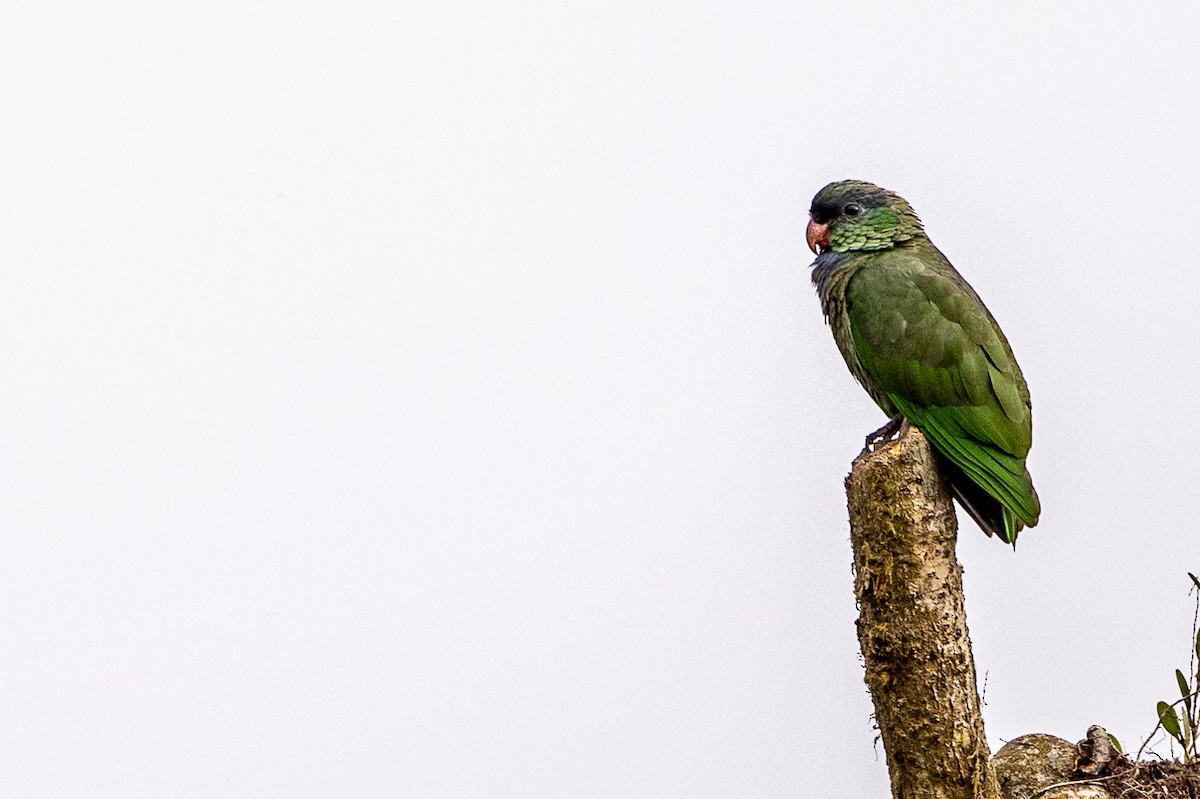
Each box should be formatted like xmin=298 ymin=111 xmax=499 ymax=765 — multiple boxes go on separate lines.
xmin=844 ymin=203 xmax=861 ymax=218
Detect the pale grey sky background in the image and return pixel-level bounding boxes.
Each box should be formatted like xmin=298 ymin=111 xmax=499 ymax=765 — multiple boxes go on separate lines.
xmin=2 ymin=1 xmax=1198 ymax=796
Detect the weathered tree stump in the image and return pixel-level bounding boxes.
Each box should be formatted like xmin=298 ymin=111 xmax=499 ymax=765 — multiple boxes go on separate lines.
xmin=846 ymin=428 xmax=1000 ymax=799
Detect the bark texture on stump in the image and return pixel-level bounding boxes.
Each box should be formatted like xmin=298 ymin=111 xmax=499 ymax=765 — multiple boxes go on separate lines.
xmin=846 ymin=428 xmax=1000 ymax=799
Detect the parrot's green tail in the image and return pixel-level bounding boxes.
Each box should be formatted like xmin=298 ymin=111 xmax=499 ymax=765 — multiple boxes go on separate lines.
xmin=937 ymin=452 xmax=1029 ymax=547
xmin=889 ymin=395 xmax=1040 ymax=547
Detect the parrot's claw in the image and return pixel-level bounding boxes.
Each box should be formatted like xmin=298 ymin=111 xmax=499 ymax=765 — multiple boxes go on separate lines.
xmin=863 ymin=415 xmax=908 ymax=453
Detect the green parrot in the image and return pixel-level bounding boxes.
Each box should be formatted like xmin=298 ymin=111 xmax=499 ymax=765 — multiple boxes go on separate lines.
xmin=806 ymin=180 xmax=1039 ymax=545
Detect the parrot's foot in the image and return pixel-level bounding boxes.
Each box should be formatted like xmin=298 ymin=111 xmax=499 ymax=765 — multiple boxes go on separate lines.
xmin=863 ymin=415 xmax=908 ymax=453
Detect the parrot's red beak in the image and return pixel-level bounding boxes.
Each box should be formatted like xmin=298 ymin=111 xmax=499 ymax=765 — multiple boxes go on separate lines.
xmin=806 ymin=218 xmax=830 ymax=255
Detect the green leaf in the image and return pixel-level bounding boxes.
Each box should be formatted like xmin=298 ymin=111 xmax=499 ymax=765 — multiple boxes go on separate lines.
xmin=1107 ymin=733 xmax=1123 ymax=754
xmin=1160 ymin=701 xmax=1183 ymax=741
xmin=1179 ymin=669 xmax=1194 ymax=717
xmin=1189 ymin=572 xmax=1200 ymax=592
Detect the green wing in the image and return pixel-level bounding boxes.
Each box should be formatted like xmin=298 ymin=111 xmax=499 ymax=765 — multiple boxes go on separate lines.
xmin=845 ymin=250 xmax=1040 ymax=538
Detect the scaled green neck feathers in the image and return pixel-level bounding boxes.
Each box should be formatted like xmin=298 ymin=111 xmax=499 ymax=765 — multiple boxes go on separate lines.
xmin=810 ymin=180 xmax=924 ymax=252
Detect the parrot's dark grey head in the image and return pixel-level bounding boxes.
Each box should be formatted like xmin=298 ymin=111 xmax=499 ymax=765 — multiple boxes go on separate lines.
xmin=807 ymin=180 xmax=923 ymax=255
